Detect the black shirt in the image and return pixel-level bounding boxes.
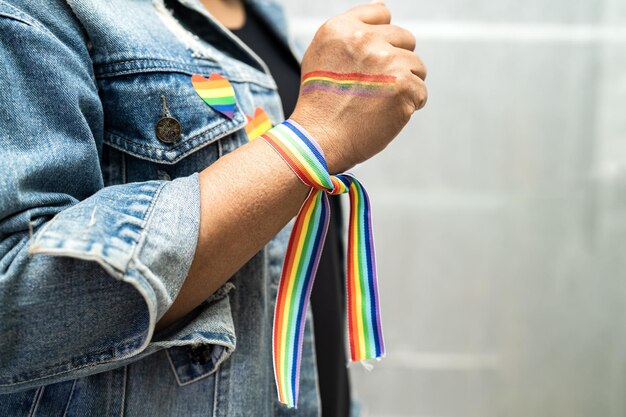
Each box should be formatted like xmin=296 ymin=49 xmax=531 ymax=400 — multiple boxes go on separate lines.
xmin=232 ymin=6 xmax=351 ymax=417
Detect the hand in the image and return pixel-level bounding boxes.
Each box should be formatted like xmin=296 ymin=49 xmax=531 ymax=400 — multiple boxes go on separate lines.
xmin=290 ymin=2 xmax=428 ymax=174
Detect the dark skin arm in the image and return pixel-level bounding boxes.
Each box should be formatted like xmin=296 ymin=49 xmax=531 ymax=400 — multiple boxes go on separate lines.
xmin=156 ymin=0 xmax=427 ymax=330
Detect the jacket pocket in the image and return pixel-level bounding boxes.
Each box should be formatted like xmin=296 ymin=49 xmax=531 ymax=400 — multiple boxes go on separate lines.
xmin=97 ymin=61 xmax=247 ymax=165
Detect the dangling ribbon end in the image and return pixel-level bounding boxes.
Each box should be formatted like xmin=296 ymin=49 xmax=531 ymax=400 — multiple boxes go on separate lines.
xmin=358 ymin=355 xmax=385 ymax=372
xmin=360 ymin=360 xmax=374 ymax=372
xmin=266 ymin=120 xmax=384 ymax=408
xmin=278 ymin=394 xmax=297 ymax=409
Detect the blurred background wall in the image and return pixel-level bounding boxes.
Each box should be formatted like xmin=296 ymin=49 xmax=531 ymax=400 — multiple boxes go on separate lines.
xmin=280 ymin=1 xmax=626 ymax=416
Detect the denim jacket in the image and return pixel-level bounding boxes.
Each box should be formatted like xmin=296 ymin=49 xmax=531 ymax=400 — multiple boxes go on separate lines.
xmin=0 ymin=0 xmax=321 ymax=415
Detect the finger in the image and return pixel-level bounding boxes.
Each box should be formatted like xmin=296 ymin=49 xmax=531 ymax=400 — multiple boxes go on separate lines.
xmin=396 ymin=48 xmax=427 ymax=81
xmin=345 ymin=3 xmax=391 ymax=25
xmin=376 ymin=25 xmax=416 ymax=51
xmin=406 ymin=75 xmax=428 ymax=111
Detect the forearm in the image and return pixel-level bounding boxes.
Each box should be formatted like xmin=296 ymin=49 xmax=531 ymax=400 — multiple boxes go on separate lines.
xmin=156 ymin=137 xmax=309 ymax=330
xmin=156 ymin=1 xmax=429 ymax=331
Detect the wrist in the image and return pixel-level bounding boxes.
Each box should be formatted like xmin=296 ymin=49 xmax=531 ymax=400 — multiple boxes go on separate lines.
xmin=289 ymin=109 xmax=353 ymax=174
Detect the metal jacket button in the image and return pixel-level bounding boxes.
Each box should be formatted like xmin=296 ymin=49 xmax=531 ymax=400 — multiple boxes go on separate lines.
xmin=156 ymin=94 xmax=181 ymax=144
xmin=156 ymin=117 xmax=181 ymax=144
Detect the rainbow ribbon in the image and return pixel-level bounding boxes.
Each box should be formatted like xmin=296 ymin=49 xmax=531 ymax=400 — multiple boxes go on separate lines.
xmin=262 ymin=119 xmax=384 ymax=408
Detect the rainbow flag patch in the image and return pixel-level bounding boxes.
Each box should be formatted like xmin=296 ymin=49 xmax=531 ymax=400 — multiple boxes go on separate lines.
xmin=245 ymin=107 xmax=273 ymax=140
xmin=191 ymin=73 xmax=237 ymax=119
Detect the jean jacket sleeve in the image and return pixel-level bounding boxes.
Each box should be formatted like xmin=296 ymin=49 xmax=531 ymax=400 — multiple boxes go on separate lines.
xmin=0 ymin=3 xmax=233 ymax=393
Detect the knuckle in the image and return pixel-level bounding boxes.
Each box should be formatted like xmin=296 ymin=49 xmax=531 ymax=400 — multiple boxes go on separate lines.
xmin=378 ymin=5 xmax=392 ymax=22
xmin=408 ymin=53 xmax=427 ymax=80
xmin=350 ymin=29 xmax=369 ymax=47
xmin=366 ymin=47 xmax=392 ymax=65
xmin=399 ymin=27 xmax=416 ymax=49
xmin=415 ymin=55 xmax=427 ymax=79
xmin=416 ymin=81 xmax=428 ymax=109
xmin=404 ymin=106 xmax=413 ymax=122
xmin=376 ymin=48 xmax=392 ymax=61
xmin=396 ymin=75 xmax=428 ymax=110
xmin=397 ymin=100 xmax=413 ymax=124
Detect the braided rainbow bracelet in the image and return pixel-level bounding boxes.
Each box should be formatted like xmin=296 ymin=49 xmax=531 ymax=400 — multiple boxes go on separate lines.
xmin=261 ymin=119 xmax=385 ymax=408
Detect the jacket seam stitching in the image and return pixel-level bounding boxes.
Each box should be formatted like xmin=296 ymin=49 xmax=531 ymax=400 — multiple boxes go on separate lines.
xmin=119 ymin=365 xmax=128 ymax=417
xmin=165 ymin=350 xmax=185 ymax=386
xmin=0 ymin=12 xmax=35 ymax=28
xmin=94 ymin=61 xmax=276 ymax=88
xmin=97 ymin=68 xmax=277 ymax=89
xmin=0 ymin=337 xmax=144 ymax=388
xmin=212 ymin=364 xmax=220 ymax=417
xmin=121 ymin=151 xmax=127 ymax=184
xmin=61 ymin=379 xmax=77 ymax=417
xmin=103 ymin=126 xmax=244 ymax=164
xmin=27 ymin=386 xmax=44 ymax=417
xmin=128 ymin=181 xmax=167 ymax=261
xmin=0 ymin=2 xmax=47 ymax=32
xmin=104 ymin=121 xmax=230 ymax=152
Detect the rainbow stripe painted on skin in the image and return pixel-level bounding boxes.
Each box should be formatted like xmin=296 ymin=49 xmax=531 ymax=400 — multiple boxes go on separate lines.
xmin=301 ymin=70 xmax=397 ymax=97
xmin=262 ymin=120 xmax=384 ymax=408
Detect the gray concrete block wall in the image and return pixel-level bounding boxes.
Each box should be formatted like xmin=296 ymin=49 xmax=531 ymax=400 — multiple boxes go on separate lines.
xmin=279 ymin=1 xmax=626 ymax=416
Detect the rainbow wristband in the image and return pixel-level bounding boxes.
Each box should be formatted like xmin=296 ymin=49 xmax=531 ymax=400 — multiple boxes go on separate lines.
xmin=262 ymin=119 xmax=385 ymax=408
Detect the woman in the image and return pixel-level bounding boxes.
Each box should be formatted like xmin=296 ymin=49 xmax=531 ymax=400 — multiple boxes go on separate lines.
xmin=0 ymin=0 xmax=427 ymax=415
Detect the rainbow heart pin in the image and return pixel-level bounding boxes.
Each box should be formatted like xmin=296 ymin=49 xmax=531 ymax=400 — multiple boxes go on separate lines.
xmin=191 ymin=73 xmax=237 ymax=119
xmin=245 ymin=107 xmax=273 ymax=140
